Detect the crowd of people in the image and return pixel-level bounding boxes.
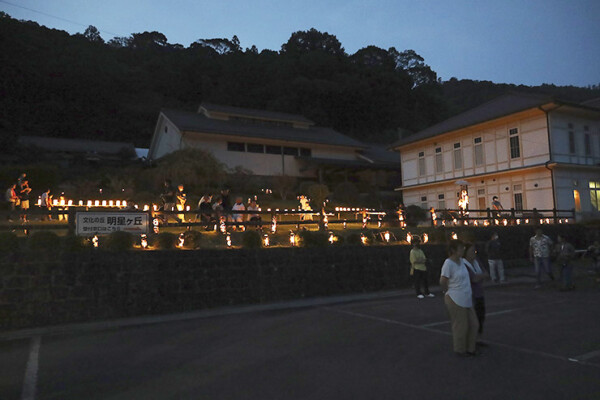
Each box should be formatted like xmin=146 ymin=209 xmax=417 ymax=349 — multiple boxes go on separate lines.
xmin=4 ymin=173 xmax=32 ymax=222
xmin=411 ymin=229 xmax=599 ymax=358
xmin=159 ymin=179 xmax=263 ymax=229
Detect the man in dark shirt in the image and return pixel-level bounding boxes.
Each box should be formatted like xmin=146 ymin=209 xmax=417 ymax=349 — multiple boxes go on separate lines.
xmin=486 ymin=232 xmax=505 ymax=283
xmin=161 ymin=179 xmax=176 ymax=211
xmin=220 ymin=188 xmax=232 ymax=211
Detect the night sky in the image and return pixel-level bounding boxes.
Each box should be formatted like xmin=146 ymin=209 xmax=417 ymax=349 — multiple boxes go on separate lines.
xmin=1 ymin=0 xmax=599 ymax=86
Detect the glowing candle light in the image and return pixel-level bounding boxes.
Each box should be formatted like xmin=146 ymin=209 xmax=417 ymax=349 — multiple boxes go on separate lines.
xmin=102 ymin=200 xmax=107 ymax=207
xmin=60 ymin=199 xmax=65 ymax=206
xmin=226 ymin=233 xmax=232 ymax=247
xmin=153 ymin=205 xmax=158 ymax=211
xmin=343 ymin=220 xmax=347 ymax=229
xmin=407 ymin=232 xmax=412 ymax=244
xmin=53 ymin=199 xmax=59 ymax=206
xmin=263 ymin=235 xmax=270 ymax=247
xmin=79 ymin=200 xmax=83 ymax=206
xmin=116 ymin=200 xmax=121 ymax=207
xmin=329 ymin=232 xmax=335 ymax=244
xmin=87 ymin=200 xmax=93 ymax=207
xmin=109 ymin=200 xmax=114 ymax=207
xmin=141 ymin=234 xmax=148 ymax=249
xmin=143 ymin=205 xmax=149 ymax=211
xmin=384 ymin=231 xmax=390 ymax=243
xmin=271 ymin=215 xmax=277 ymax=233
xmin=186 ymin=205 xmax=190 ymax=211
xmin=525 ymin=219 xmax=529 ymax=224
xmin=95 ymin=200 xmax=100 ymax=207
xmin=289 ymin=231 xmax=296 ymax=246
xmin=122 ymin=201 xmax=127 ymax=207
xmin=178 ymin=233 xmax=185 ymax=248
xmin=92 ymin=235 xmax=99 ymax=248
xmin=502 ymin=219 xmax=508 ymax=226
xmin=422 ymin=233 xmax=429 ymax=244
xmin=360 ymin=233 xmax=368 ymax=245
xmin=451 ymin=232 xmax=458 ymax=240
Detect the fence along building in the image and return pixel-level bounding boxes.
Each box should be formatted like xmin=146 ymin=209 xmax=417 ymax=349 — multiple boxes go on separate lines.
xmin=148 ymin=103 xmax=399 ymax=182
xmin=391 ymin=93 xmax=600 ymax=220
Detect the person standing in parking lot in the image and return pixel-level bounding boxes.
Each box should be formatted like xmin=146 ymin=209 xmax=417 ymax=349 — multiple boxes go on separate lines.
xmin=410 ymin=237 xmax=435 ymax=299
xmin=529 ymin=228 xmax=554 ymax=289
xmin=486 ymin=232 xmax=505 ymax=283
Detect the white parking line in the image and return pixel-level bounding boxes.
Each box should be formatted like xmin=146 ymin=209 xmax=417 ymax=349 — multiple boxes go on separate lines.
xmin=323 ymin=306 xmax=600 ymax=369
xmin=21 ymin=335 xmax=41 ymax=400
xmin=570 ymin=350 xmax=600 ymax=362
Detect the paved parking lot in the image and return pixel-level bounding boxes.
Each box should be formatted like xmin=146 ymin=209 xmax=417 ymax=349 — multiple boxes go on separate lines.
xmin=2 ymin=281 xmax=600 ymax=400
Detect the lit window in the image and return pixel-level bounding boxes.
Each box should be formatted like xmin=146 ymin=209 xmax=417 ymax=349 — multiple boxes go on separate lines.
xmin=590 ymin=182 xmax=600 ymax=211
xmin=453 ymin=143 xmax=462 ymax=169
xmin=418 ymin=151 xmax=426 ymax=176
xmin=509 ymin=128 xmax=520 ymax=159
xmin=435 ymin=147 xmax=443 ymax=173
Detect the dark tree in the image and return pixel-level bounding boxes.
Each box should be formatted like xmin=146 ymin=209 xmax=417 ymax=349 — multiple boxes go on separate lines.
xmin=83 ymin=25 xmax=103 ymax=43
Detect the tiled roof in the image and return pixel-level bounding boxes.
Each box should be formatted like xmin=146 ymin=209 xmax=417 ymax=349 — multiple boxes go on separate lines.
xmin=391 ymin=93 xmax=555 ymax=148
xmin=162 ymin=109 xmax=365 ymax=149
xmin=200 ymin=102 xmax=314 ymax=125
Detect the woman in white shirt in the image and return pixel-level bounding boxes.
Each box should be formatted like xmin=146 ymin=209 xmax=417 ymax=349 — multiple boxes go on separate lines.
xmin=439 ymin=240 xmax=479 ymax=356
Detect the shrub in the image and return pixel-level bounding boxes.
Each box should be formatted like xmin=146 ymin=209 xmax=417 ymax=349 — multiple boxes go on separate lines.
xmin=0 ymin=232 xmax=19 ymax=253
xmin=298 ymin=180 xmax=317 ymax=196
xmin=307 ymin=184 xmax=330 ymax=210
xmin=182 ymin=230 xmax=202 ymax=249
xmin=405 ymin=205 xmax=427 ymax=226
xmin=241 ymin=230 xmax=262 ymax=249
xmin=298 ymin=230 xmax=329 ymax=247
xmin=28 ymin=231 xmax=60 ymax=251
xmin=62 ymin=234 xmax=86 ymax=252
xmin=154 ymin=232 xmax=176 ymax=250
xmin=333 ymin=182 xmax=359 ymax=204
xmin=104 ymin=231 xmax=134 ymax=251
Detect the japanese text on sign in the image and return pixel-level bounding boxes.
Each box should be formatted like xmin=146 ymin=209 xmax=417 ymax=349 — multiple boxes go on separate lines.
xmin=76 ymin=212 xmax=149 ymax=236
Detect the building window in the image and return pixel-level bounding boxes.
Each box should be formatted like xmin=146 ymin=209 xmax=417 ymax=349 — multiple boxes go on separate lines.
xmin=247 ymin=143 xmax=264 ymax=153
xmin=453 ymin=142 xmax=462 ymax=169
xmin=265 ymin=145 xmax=282 ymax=154
xmin=418 ymin=151 xmax=426 ymax=176
xmin=227 ymin=142 xmax=245 ymax=152
xmin=509 ymin=128 xmax=520 ymax=159
xmin=474 ymin=137 xmax=484 ymax=166
xmin=569 ymin=131 xmax=576 ymax=154
xmin=420 ymin=196 xmax=427 ymax=209
xmin=299 ymin=148 xmax=312 ymax=157
xmin=164 ymin=126 xmax=168 ymax=133
xmin=283 ymin=147 xmax=299 ymax=156
xmin=435 ymin=147 xmax=443 ymax=173
xmin=438 ymin=194 xmax=445 ymax=209
xmin=590 ymin=182 xmax=600 ymax=211
xmin=514 ymin=193 xmax=523 ymax=210
xmin=584 ymin=134 xmax=591 ymax=156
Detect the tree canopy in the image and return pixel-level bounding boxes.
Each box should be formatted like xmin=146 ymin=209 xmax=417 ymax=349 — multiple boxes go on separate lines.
xmin=0 ymin=13 xmax=598 ymax=149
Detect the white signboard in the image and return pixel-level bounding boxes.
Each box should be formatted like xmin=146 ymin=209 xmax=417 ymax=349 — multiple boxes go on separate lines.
xmin=76 ymin=212 xmax=149 ymax=236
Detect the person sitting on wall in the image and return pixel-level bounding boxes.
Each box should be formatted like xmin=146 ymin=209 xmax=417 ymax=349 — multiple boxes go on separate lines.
xmin=247 ymin=199 xmax=262 ymax=229
xmin=160 ymin=179 xmax=177 ymax=223
xmin=196 ymin=194 xmax=213 ymax=224
xmin=231 ymin=197 xmax=246 ymax=230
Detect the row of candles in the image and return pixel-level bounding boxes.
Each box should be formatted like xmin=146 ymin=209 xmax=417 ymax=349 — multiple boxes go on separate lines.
xmin=433 ymin=218 xmax=570 ymax=226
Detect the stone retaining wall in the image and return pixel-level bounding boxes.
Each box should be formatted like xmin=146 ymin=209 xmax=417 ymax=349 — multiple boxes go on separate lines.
xmin=0 ymin=245 xmax=448 ymax=330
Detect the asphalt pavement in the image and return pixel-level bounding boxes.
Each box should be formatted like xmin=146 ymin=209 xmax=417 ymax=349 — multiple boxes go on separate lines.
xmin=1 ymin=267 xmax=600 ymax=400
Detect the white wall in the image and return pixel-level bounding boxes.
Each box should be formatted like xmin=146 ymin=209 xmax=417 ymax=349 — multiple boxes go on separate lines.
xmin=549 ymin=112 xmax=600 ymax=165
xmin=150 ymin=117 xmax=183 ymax=159
xmin=401 ymin=114 xmax=549 ymax=187
xmin=402 ymin=168 xmax=554 ymax=215
xmin=553 ymin=167 xmax=600 ymax=218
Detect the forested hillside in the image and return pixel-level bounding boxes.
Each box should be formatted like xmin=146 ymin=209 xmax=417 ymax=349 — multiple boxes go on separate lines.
xmin=1 ymin=12 xmax=598 ymax=149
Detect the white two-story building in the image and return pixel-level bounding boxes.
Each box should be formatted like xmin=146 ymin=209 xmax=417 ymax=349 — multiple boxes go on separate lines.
xmin=391 ymin=93 xmax=600 ymax=220
xmin=148 ymin=103 xmax=399 ymax=184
